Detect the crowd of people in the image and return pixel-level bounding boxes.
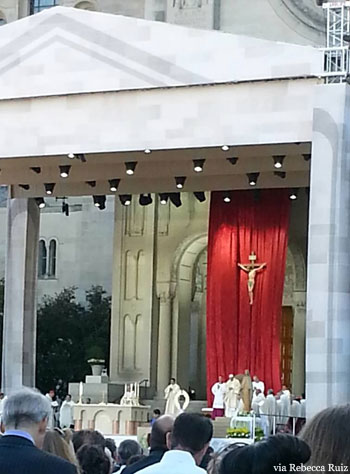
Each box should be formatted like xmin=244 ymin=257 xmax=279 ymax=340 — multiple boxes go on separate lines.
xmin=0 ymin=388 xmax=349 ymax=473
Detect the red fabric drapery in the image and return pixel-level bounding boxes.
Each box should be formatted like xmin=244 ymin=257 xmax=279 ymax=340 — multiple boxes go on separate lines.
xmin=206 ymin=189 xmax=290 ymax=402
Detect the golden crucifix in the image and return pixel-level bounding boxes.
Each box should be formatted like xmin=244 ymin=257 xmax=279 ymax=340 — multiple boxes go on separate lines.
xmin=238 ymin=252 xmax=266 ymax=305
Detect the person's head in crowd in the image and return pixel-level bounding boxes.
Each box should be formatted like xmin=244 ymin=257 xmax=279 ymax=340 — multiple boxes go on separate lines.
xmin=150 ymin=415 xmax=174 ymax=451
xmin=170 ymin=378 xmax=176 ymax=385
xmin=2 ymin=388 xmax=51 ymax=448
xmin=117 ymin=440 xmax=142 ymax=466
xmin=0 ymin=392 xmax=4 ymax=400
xmin=76 ymin=444 xmax=111 ymax=474
xmin=282 ymin=384 xmax=288 ymax=392
xmin=43 ymin=429 xmax=78 ymax=466
xmin=48 ymin=390 xmax=55 ymax=399
xmin=267 ymin=388 xmax=274 ymax=395
xmin=127 ymin=454 xmax=146 ymax=466
xmin=253 ymin=375 xmax=259 ymax=382
xmin=105 ymin=438 xmax=117 ymax=461
xmin=152 ymin=409 xmax=161 ymax=419
xmin=65 ymin=394 xmax=72 ymax=403
xmin=218 ymin=434 xmax=310 ymax=474
xmin=168 ymin=413 xmax=213 ymax=465
xmin=300 ymin=405 xmax=350 ymax=469
xmin=72 ymin=429 xmax=105 ymax=453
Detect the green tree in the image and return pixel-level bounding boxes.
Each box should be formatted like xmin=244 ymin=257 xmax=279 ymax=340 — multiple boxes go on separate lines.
xmin=36 ymin=286 xmax=111 ymax=394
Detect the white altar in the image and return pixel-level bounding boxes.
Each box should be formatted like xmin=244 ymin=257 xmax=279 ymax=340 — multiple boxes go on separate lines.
xmin=74 ymin=403 xmax=150 ymax=435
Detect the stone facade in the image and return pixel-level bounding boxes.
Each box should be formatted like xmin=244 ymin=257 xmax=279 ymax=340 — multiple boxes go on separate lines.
xmin=0 ymin=0 xmax=325 ymax=45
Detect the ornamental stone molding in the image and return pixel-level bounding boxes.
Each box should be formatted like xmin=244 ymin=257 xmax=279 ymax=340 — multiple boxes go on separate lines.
xmin=269 ymin=0 xmax=326 ymax=34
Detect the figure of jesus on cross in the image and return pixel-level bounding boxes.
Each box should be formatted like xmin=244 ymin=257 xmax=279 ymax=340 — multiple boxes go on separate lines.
xmin=238 ymin=252 xmax=266 ymax=305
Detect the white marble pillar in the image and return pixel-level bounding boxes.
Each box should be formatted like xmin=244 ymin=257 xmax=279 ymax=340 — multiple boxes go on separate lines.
xmin=1 ymin=197 xmax=40 ymax=393
xmin=306 ymin=84 xmax=350 ymax=416
xmin=156 ymin=289 xmax=173 ymax=396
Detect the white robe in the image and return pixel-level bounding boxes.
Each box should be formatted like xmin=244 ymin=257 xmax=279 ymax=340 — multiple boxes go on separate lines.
xmin=60 ymin=400 xmax=74 ymax=428
xmin=252 ymin=380 xmax=265 ymax=395
xmin=224 ymin=378 xmax=241 ymax=417
xmin=252 ymin=392 xmax=265 ymax=414
xmin=45 ymin=394 xmax=55 ymax=429
xmin=211 ymin=382 xmax=226 ymax=409
xmin=164 ymin=383 xmax=180 ymax=416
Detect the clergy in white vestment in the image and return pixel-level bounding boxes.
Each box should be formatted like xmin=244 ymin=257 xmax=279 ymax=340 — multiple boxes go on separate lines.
xmin=0 ymin=393 xmax=6 ymax=423
xmin=59 ymin=394 xmax=75 ymax=428
xmin=252 ymin=389 xmax=265 ymax=414
xmin=281 ymin=385 xmax=291 ymax=398
xmin=224 ymin=374 xmax=241 ymax=417
xmin=45 ymin=389 xmax=57 ymax=429
xmin=252 ymin=375 xmax=265 ymax=395
xmin=211 ymin=376 xmax=226 ymax=419
xmin=164 ymin=378 xmax=181 ymax=416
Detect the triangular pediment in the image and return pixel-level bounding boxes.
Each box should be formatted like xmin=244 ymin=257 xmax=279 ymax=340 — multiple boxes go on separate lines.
xmin=0 ymin=6 xmax=322 ymax=100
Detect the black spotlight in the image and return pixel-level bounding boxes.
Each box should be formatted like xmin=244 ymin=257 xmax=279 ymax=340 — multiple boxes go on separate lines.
xmin=302 ymin=153 xmax=311 ymax=161
xmin=223 ymin=191 xmax=231 ymax=203
xmin=175 ymin=176 xmax=186 ymax=189
xmin=227 ymin=157 xmax=239 ymax=165
xmin=247 ymin=172 xmax=259 ymax=186
xmin=30 ymin=167 xmax=41 ymax=174
xmin=159 ymin=193 xmax=169 ymax=205
xmin=125 ymin=162 xmax=137 ymax=175
xmin=35 ymin=197 xmax=46 ymax=209
xmin=273 ymin=155 xmax=285 ymax=169
xmin=290 ymin=188 xmax=299 ymax=201
xmin=274 ymin=171 xmax=286 ymax=179
xmin=44 ymin=183 xmax=55 ymax=195
xmin=86 ymin=181 xmax=96 ymax=188
xmin=194 ymin=192 xmax=206 ymax=202
xmin=139 ymin=194 xmax=153 ymax=206
xmin=169 ymin=193 xmax=182 ymax=207
xmin=19 ymin=184 xmax=30 ymax=190
xmin=59 ymin=165 xmax=71 ymax=178
xmin=193 ymin=159 xmax=205 ymax=173
xmin=109 ymin=179 xmax=120 ymax=192
xmin=93 ymin=195 xmax=106 ymax=210
xmin=76 ymin=153 xmax=87 ymax=163
xmin=119 ymin=194 xmax=132 ymax=206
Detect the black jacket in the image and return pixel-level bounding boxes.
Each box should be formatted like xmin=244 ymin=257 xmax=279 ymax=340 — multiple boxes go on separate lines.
xmin=0 ymin=435 xmax=77 ymax=474
xmin=122 ymin=448 xmax=167 ymax=474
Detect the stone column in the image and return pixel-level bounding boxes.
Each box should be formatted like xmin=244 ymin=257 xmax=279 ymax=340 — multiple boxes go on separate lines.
xmin=156 ymin=289 xmax=173 ymax=396
xmin=1 ymin=197 xmax=40 ymax=393
xmin=306 ymin=84 xmax=350 ymax=416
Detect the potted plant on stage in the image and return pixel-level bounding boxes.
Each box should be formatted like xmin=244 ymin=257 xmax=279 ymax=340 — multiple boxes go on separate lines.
xmin=86 ymin=346 xmax=105 ymax=376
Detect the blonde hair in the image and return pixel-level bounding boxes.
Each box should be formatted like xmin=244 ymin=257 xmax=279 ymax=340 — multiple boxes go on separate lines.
xmin=43 ymin=429 xmax=80 ymax=470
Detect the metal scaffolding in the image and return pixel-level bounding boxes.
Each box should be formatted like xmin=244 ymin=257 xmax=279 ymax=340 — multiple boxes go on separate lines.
xmin=323 ymin=1 xmax=350 ymax=83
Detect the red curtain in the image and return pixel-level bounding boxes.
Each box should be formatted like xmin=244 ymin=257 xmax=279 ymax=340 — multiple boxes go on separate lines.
xmin=206 ymin=190 xmax=290 ymax=402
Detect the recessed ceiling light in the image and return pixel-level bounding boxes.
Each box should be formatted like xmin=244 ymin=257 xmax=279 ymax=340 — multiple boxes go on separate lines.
xmin=175 ymin=176 xmax=186 ymax=189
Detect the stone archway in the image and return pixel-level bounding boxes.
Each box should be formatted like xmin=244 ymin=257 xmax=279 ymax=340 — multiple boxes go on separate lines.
xmin=171 ymin=233 xmax=207 ymax=396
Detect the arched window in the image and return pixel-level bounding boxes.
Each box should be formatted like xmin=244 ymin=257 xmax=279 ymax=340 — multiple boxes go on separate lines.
xmin=31 ymin=0 xmax=57 ymax=14
xmin=74 ymin=1 xmax=96 ymax=10
xmin=48 ymin=239 xmax=57 ymax=277
xmin=38 ymin=240 xmax=47 ymax=278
